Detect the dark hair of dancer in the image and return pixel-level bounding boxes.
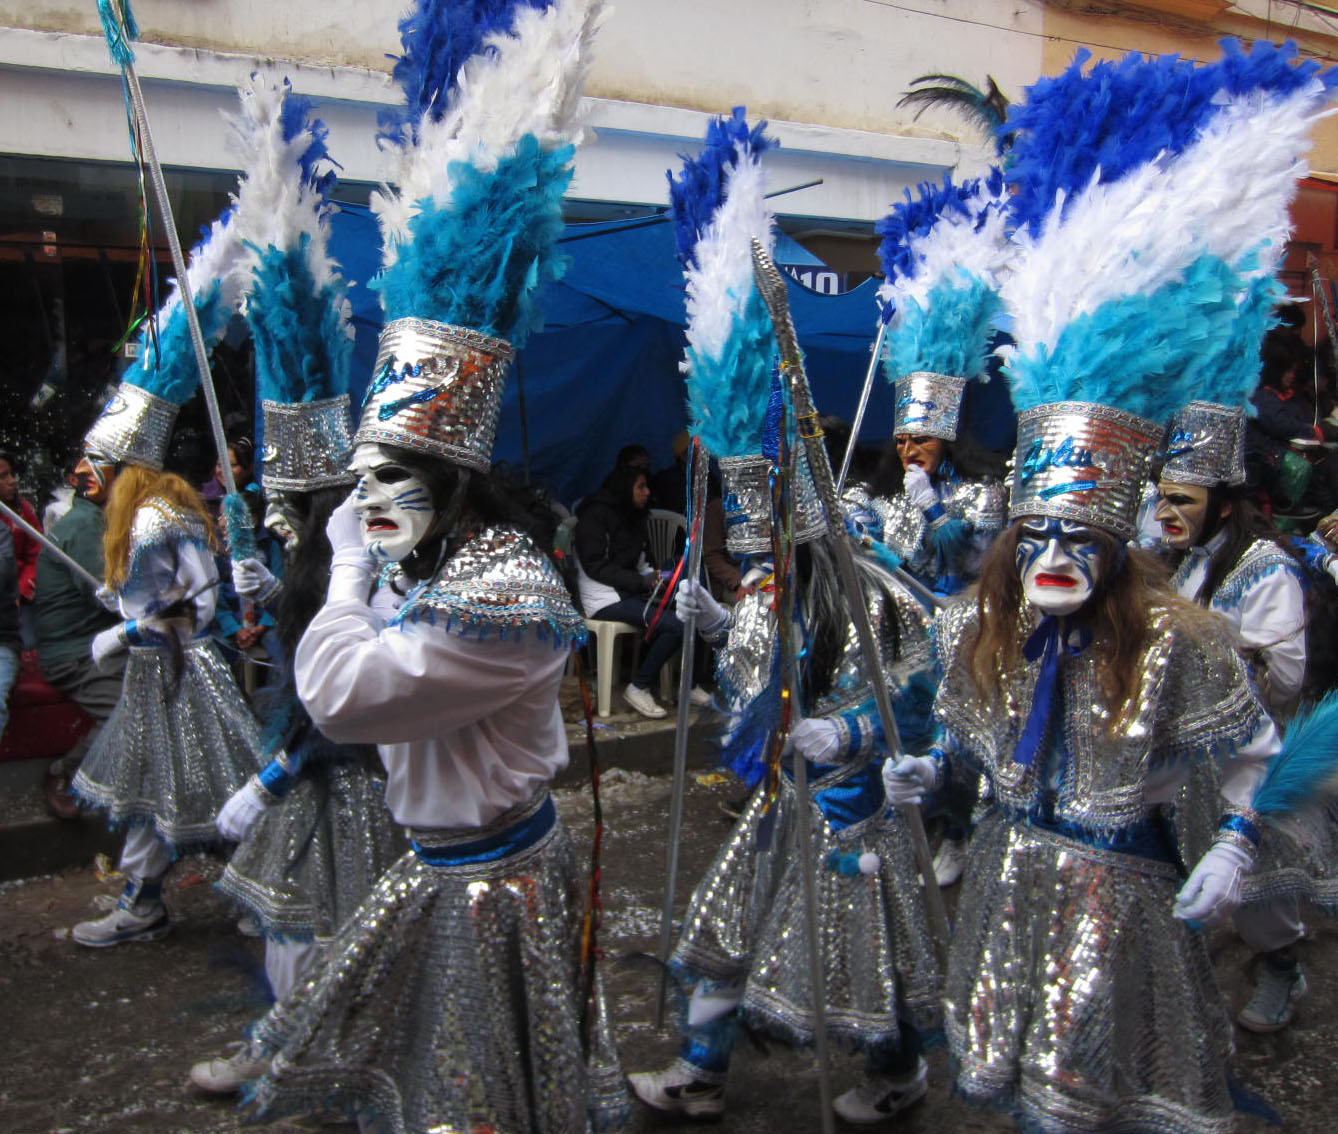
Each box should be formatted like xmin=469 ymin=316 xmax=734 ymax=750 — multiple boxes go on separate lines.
xmin=274 ymin=484 xmax=347 ymax=652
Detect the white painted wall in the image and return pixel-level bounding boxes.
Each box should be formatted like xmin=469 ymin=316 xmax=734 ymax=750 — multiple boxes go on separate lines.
xmin=0 ymin=0 xmax=1045 ymax=220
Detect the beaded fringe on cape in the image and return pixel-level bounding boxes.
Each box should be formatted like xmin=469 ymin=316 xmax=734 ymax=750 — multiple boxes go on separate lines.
xmin=243 ymin=813 xmax=629 ymax=1132
xmin=946 ymin=811 xmax=1237 ymax=1134
xmin=672 ymin=775 xmax=940 ymax=1054
xmin=217 ymin=750 xmax=406 ymax=941
xmin=73 ymin=641 xmax=263 ymax=851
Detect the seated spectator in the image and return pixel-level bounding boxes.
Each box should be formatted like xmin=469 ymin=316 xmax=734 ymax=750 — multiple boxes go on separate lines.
xmin=0 ymin=450 xmax=43 ymax=602
xmin=650 ymin=431 xmax=690 ymax=515
xmin=1248 ymin=324 xmax=1323 ymax=499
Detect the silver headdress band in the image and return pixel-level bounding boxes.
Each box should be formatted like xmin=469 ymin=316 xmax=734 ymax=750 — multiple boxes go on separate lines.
xmin=1010 ymin=401 xmax=1161 ymax=541
xmin=893 ymin=371 xmax=967 ymax=441
xmin=719 ymin=451 xmax=826 ymax=555
xmin=260 ymin=394 xmax=355 ymax=493
xmin=82 ymin=382 xmax=180 ymax=471
xmin=1159 ymin=401 xmax=1247 ymax=488
xmin=354 ymin=317 xmax=512 ymax=471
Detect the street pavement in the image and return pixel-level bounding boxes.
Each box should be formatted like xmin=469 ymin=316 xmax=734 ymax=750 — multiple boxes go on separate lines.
xmin=0 ymin=767 xmax=1331 ymax=1132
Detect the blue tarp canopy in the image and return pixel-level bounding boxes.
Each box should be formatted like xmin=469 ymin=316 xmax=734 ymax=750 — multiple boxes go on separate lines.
xmin=329 ymin=205 xmax=1014 ymax=504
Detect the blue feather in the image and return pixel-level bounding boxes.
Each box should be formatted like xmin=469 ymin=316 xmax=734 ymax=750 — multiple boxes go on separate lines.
xmin=1251 ymin=690 xmax=1338 ymax=819
xmin=927 ymin=514 xmax=971 ymax=567
xmin=221 ymin=492 xmax=257 ymax=563
xmin=667 ymin=107 xmax=777 ymax=270
xmin=277 ymin=92 xmax=338 ymax=203
xmin=884 ymin=272 xmax=1000 ymax=383
xmin=1178 ymin=268 xmax=1282 ymax=411
xmin=875 ymin=173 xmax=976 ymax=287
xmin=685 ymin=290 xmax=776 ymax=458
xmin=378 ymin=0 xmax=555 ymax=148
xmin=249 ymin=239 xmax=352 ymax=404
xmin=1006 ymin=40 xmax=1338 ymax=238
xmin=892 ymin=669 xmax=937 ymax=754
xmin=122 ymin=278 xmax=226 ymax=405
xmin=377 ymin=134 xmax=572 ymax=344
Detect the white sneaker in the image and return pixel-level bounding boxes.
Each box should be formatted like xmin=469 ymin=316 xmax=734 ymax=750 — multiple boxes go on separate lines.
xmin=932 ymin=836 xmax=967 ymax=887
xmin=236 ymin=912 xmax=263 ymax=937
xmin=1238 ymin=962 xmax=1308 ymax=1033
xmin=71 ymin=901 xmax=170 ymax=948
xmin=189 ymin=1046 xmax=270 ymax=1094
xmin=623 ymin=683 xmax=667 ymax=719
xmin=627 ymin=1060 xmax=725 ymax=1120
xmin=689 ymin=685 xmax=713 ymax=707
xmin=833 ymin=1057 xmax=929 ymax=1125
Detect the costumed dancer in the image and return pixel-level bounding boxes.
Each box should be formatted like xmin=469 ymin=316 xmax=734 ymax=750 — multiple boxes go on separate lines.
xmin=241 ymin=1 xmax=628 ymax=1130
xmin=868 ymin=169 xmax=1013 ymax=887
xmin=867 ymin=172 xmax=1010 ymax=600
xmin=188 ymin=74 xmax=406 ymax=1094
xmin=628 ymin=109 xmax=940 ymax=1127
xmin=884 ymin=41 xmax=1337 ymax=1131
xmin=69 ymin=195 xmax=264 ymax=947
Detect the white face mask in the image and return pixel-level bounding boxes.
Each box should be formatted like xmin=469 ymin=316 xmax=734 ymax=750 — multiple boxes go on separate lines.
xmin=263 ymin=495 xmax=298 ymax=550
xmin=348 ymin=443 xmax=436 ymax=563
xmin=1154 ymin=480 xmax=1213 ymax=551
xmin=1015 ymin=517 xmax=1102 ymax=617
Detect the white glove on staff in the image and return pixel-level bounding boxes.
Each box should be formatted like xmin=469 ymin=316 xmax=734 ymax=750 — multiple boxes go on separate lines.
xmin=233 ymin=557 xmax=280 ymax=601
xmin=904 ymin=465 xmax=937 ymax=511
xmin=326 ymin=496 xmax=375 ymax=603
xmin=89 ymin=610 xmax=194 ymax=669
xmin=783 ymin=717 xmax=841 ymax=763
xmin=216 ymin=777 xmax=275 ymax=842
xmin=675 ymin=578 xmax=730 ymax=636
xmin=882 ymin=755 xmax=940 ymax=806
xmin=94 ymin=584 xmax=121 ymax=613
xmin=1173 ymin=840 xmax=1253 ymax=924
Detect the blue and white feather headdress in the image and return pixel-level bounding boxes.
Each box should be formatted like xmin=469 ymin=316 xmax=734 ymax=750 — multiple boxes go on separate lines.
xmin=355 ymin=0 xmax=604 ymax=471
xmin=1000 ymin=40 xmax=1338 ymax=538
xmin=83 ymin=194 xmax=246 ymax=471
xmin=228 ymin=72 xmax=356 ymax=494
xmin=875 ymin=168 xmax=1010 ymax=441
xmin=670 ymin=108 xmax=824 ymax=555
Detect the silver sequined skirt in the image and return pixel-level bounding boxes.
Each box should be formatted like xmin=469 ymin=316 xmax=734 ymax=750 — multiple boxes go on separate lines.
xmin=73 ymin=640 xmax=264 ymax=851
xmin=673 ymin=774 xmax=940 ymax=1053
xmin=1242 ymin=803 xmax=1338 ymax=918
xmin=946 ymin=812 xmax=1236 ymax=1133
xmin=217 ymin=750 xmax=406 ymax=941
xmin=244 ymin=794 xmax=628 ymax=1133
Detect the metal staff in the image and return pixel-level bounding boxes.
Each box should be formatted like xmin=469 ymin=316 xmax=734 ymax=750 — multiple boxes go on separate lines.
xmin=654 ymin=440 xmax=709 ymax=1027
xmin=835 ymin=316 xmax=889 ymax=494
xmin=750 ymin=239 xmax=952 ymax=956
xmin=0 ymin=500 xmax=101 ymax=590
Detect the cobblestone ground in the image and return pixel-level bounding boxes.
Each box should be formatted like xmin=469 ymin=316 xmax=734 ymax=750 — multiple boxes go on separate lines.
xmin=0 ymin=769 xmax=1330 ymax=1132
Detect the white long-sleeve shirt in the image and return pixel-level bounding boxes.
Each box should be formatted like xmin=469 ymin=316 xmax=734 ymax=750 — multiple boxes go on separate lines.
xmin=118 ymin=502 xmax=217 ymax=628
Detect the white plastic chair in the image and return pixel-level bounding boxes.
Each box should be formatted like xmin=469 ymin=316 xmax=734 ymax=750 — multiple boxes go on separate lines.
xmin=583 ymin=617 xmax=642 ymax=717
xmin=646 ymin=508 xmax=687 ymax=570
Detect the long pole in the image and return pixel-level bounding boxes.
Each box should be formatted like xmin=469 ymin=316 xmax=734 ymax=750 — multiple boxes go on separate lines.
xmin=836 ymin=317 xmax=888 ymax=494
xmin=750 ymin=239 xmax=951 ymax=955
xmin=654 ymin=441 xmax=709 ymax=1027
xmin=0 ymin=500 xmax=101 ymax=590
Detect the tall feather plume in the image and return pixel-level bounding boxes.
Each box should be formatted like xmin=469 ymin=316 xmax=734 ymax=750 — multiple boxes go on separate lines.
xmin=1251 ymin=691 xmax=1338 ymax=821
xmin=229 ymin=72 xmax=353 ymax=405
xmin=372 ymin=0 xmax=604 ymax=346
xmin=671 ymin=109 xmax=778 ymax=458
xmin=875 ymin=168 xmax=1010 ymax=385
xmin=1000 ymin=39 xmax=1338 ymax=417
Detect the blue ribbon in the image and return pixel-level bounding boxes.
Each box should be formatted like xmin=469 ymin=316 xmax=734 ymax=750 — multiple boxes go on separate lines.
xmin=784 ymin=761 xmax=885 ymax=831
xmin=1013 ymin=617 xmax=1088 ymax=768
xmin=412 ymin=796 xmax=556 ymax=867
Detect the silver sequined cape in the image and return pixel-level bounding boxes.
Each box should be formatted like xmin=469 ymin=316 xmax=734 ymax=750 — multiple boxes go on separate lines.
xmin=871 ymin=475 xmax=1005 ymax=590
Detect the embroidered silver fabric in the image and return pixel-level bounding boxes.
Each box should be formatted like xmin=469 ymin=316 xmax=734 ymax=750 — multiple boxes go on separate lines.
xmin=892 ymin=371 xmax=965 ymax=440
xmin=259 ymin=394 xmax=356 ymax=493
xmin=123 ymin=500 xmax=211 ymax=595
xmin=217 ymin=749 xmax=406 ymax=941
xmin=82 ymin=381 xmax=179 ymax=470
xmin=673 ymin=774 xmax=940 ymax=1052
xmin=1171 ymin=538 xmax=1298 ymax=614
xmin=717 ymin=452 xmax=826 ymax=555
xmin=244 ymin=800 xmax=629 ymax=1134
xmin=72 ymin=640 xmax=265 ymax=851
xmin=872 ymin=476 xmax=1005 ymax=581
xmin=1160 ymin=400 xmax=1247 ymax=488
xmin=395 ymin=525 xmax=586 ymax=647
xmin=946 ymin=812 xmax=1237 ymax=1133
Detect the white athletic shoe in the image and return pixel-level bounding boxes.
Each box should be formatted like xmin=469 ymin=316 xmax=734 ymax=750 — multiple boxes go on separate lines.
xmin=689 ymin=685 xmax=714 ymax=707
xmin=1238 ymin=963 xmax=1307 ymax=1033
xmin=623 ymin=682 xmax=667 ymax=719
xmin=627 ymin=1060 xmax=725 ymax=1120
xmin=833 ymin=1057 xmax=929 ymax=1125
xmin=71 ymin=901 xmax=170 ymax=948
xmin=932 ymin=837 xmax=967 ymax=887
xmin=189 ymin=1046 xmax=271 ymax=1094
xmin=236 ymin=912 xmax=263 ymax=937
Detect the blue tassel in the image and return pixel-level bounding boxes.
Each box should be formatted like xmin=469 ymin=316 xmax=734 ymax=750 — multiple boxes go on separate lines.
xmin=927 ymin=514 xmax=972 ymax=567
xmin=825 ymin=850 xmax=863 ymax=876
xmin=97 ymin=0 xmax=139 ymax=67
xmin=123 ymin=278 xmax=226 ymax=405
xmin=1251 ymin=690 xmax=1338 ymax=819
xmin=221 ymin=493 xmax=257 ymax=563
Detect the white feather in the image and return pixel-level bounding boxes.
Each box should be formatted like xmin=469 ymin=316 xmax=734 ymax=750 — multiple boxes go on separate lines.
xmin=149 ymin=208 xmax=247 ymax=339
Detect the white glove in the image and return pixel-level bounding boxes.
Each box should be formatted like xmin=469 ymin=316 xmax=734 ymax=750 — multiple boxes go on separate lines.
xmin=783 ymin=716 xmax=841 ymax=763
xmin=94 ymin=583 xmax=120 ymax=613
xmin=326 ymin=496 xmax=375 ymax=603
xmin=90 ymin=623 xmax=130 ymax=669
xmin=882 ymin=755 xmax=940 ymax=806
xmin=216 ymin=777 xmax=274 ymax=842
xmin=675 ymin=578 xmax=730 ymax=636
xmin=1173 ymin=840 xmax=1253 ymax=924
xmin=232 ymin=556 xmax=279 ymax=601
xmin=904 ymin=465 xmax=937 ymax=511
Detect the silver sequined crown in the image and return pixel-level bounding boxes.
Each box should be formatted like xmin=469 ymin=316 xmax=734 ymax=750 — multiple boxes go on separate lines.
xmin=893 ymin=371 xmax=966 ymax=441
xmin=260 ymin=394 xmax=355 ymax=492
xmin=83 ymin=382 xmax=179 ymax=471
xmin=354 ymin=317 xmax=512 ymax=471
xmin=1010 ymin=402 xmax=1161 ymax=540
xmin=1159 ymin=401 xmax=1247 ymax=488
xmin=719 ymin=452 xmax=826 ymax=555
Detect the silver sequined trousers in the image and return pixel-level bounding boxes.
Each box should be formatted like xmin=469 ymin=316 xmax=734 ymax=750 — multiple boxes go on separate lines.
xmin=946 ymin=812 xmax=1236 ymax=1133
xmin=217 ymin=751 xmax=406 ymax=941
xmin=73 ymin=640 xmax=263 ymax=851
xmin=673 ymin=776 xmax=940 ymax=1053
xmin=244 ymin=802 xmax=628 ymax=1133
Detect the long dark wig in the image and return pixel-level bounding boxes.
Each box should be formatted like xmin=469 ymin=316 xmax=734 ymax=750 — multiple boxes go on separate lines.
xmin=273 ymin=484 xmax=348 ymax=653
xmin=868 ymin=429 xmax=1007 ymax=499
xmin=1167 ymin=486 xmax=1302 ymax=604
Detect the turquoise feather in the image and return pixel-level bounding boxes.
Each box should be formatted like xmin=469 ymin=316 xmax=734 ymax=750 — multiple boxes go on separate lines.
xmin=1252 ymin=690 xmax=1338 ymax=819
